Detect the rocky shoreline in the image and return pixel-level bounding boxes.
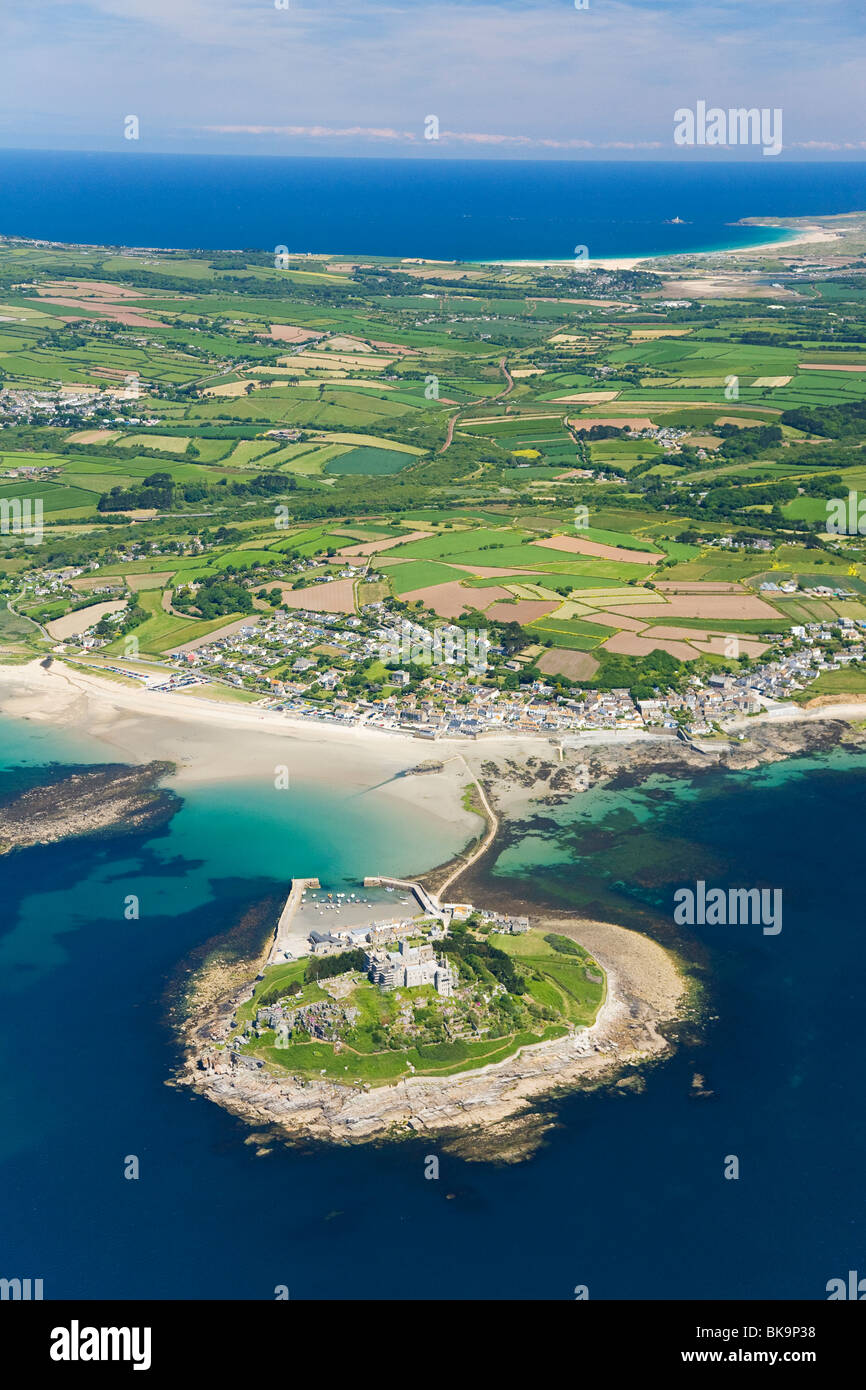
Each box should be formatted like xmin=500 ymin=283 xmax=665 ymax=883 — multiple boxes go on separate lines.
xmin=424 ymin=716 xmax=866 ymax=901
xmin=175 ymin=910 xmax=690 ymax=1162
xmin=0 ymin=760 xmax=178 ymax=852
xmin=173 ymin=715 xmax=864 ymax=1162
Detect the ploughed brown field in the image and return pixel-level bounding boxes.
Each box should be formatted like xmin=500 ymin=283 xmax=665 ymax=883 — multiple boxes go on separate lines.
xmin=37 ymin=279 xmax=151 ymax=300
xmin=34 ymin=280 xmax=165 ymax=328
xmin=799 ymin=362 xmax=866 ymax=372
xmin=466 ymin=565 xmax=544 ymax=578
xmin=264 ymin=324 xmax=324 ymax=342
xmin=654 ymin=581 xmax=747 ymax=592
xmin=278 ymin=579 xmax=358 ymax=614
xmin=533 ymin=535 xmax=663 ymax=565
xmin=570 ymin=416 xmax=655 ymax=430
xmin=484 ymin=599 xmax=558 ymax=624
xmin=686 ymin=635 xmax=768 ymax=658
xmin=606 ymin=594 xmax=779 ymax=620
xmin=537 ymin=648 xmax=600 ymax=680
xmin=338 ymin=530 xmax=432 ymax=557
xmin=602 ymin=631 xmax=697 ymax=660
xmin=641 ymin=625 xmax=767 ymax=657
xmin=402 ymin=581 xmax=511 ymax=618
xmin=35 ymin=297 xmax=164 ymax=328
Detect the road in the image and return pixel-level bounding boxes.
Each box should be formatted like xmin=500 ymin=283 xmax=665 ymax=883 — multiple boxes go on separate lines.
xmin=437 ymin=410 xmax=460 ymax=454
xmin=437 ymin=357 xmax=512 ymax=454
xmin=495 ymin=357 xmax=514 ymax=398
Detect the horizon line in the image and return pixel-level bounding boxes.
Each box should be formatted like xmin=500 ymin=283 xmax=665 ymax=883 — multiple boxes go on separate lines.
xmin=2 ymin=146 xmax=866 ymax=167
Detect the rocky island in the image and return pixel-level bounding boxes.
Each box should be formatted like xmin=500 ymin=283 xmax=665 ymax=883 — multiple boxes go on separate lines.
xmin=175 ymin=862 xmax=687 ymax=1161
xmin=172 ymin=714 xmax=862 ymax=1161
xmin=0 ymin=760 xmax=178 ymax=852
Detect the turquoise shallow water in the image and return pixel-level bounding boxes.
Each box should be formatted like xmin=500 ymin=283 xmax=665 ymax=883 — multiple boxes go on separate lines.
xmin=0 ymin=717 xmax=863 ymax=1299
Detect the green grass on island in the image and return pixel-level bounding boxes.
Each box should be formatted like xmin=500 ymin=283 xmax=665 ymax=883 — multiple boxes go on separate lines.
xmin=225 ymin=927 xmax=604 ymax=1087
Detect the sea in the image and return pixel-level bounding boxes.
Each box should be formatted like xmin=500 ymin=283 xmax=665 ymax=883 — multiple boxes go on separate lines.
xmin=1 ymin=712 xmax=864 ymax=1301
xmin=1 ymin=151 xmax=866 ymax=259
xmin=2 ymin=151 xmax=865 ymax=1300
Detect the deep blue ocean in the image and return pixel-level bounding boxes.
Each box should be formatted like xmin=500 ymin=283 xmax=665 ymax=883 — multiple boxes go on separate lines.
xmin=0 ymin=713 xmax=863 ymax=1301
xmin=2 ymin=150 xmax=865 ymax=1298
xmin=2 ymin=151 xmax=866 ymax=258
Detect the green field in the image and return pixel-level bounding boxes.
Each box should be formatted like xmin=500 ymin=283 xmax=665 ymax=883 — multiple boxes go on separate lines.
xmin=386 ymin=560 xmax=472 ymax=594
xmin=3 ymin=234 xmax=866 ymax=705
xmin=324 ymin=446 xmax=421 ymax=475
xmin=102 ymin=589 xmax=243 ymax=655
xmin=790 ymin=667 xmax=866 ymax=703
xmin=497 ymin=931 xmax=606 ymax=1025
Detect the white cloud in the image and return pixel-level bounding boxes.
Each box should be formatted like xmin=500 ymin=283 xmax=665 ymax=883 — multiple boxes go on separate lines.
xmin=203 ymin=124 xmax=665 ymax=150
xmin=3 ymin=1 xmax=865 ymax=155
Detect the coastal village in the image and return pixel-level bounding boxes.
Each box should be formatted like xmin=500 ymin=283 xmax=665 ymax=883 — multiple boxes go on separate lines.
xmin=4 ymin=0 xmax=866 ymax=1322
xmin=26 ymin=549 xmax=866 ymax=743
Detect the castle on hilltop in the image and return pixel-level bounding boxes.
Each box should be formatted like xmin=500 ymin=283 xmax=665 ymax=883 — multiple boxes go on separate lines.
xmin=364 ymin=939 xmax=456 ymax=996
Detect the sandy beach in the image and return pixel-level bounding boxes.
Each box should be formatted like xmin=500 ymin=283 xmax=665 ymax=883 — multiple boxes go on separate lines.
xmin=489 ymin=224 xmax=843 ymax=272
xmin=3 ymin=655 xmax=861 ymax=1158
xmin=0 ymin=657 xmax=862 ymax=795
xmin=0 ymin=659 xmax=491 ymax=848
xmin=0 ymin=658 xmax=695 ymax=1157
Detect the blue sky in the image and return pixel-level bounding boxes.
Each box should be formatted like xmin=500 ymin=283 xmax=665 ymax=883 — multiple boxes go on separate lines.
xmin=2 ymin=0 xmax=864 ymax=159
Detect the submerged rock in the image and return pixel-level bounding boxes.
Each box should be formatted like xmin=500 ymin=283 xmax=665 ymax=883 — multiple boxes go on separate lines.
xmin=0 ymin=760 xmax=178 ymax=852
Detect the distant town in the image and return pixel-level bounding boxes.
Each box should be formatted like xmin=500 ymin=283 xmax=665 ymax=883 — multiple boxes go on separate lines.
xmin=25 ymin=540 xmax=865 ymax=743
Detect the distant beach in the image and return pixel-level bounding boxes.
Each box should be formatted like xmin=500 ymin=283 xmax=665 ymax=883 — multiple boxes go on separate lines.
xmin=0 ymin=660 xmax=484 ymax=850
xmin=0 ymin=151 xmax=864 ymax=260
xmin=489 ymin=222 xmax=836 ymax=271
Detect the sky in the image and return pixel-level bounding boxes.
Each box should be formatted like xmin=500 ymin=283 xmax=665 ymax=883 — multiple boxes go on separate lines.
xmin=1 ymin=0 xmax=864 ymax=160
